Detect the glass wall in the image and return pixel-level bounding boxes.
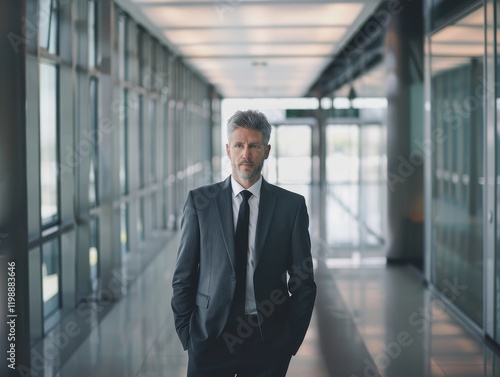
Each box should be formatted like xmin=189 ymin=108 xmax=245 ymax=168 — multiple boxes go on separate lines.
xmin=325 ymin=122 xmax=386 ymax=252
xmin=39 ymin=62 xmax=59 ymax=226
xmin=24 ymin=1 xmax=219 ymax=342
xmin=429 ymin=5 xmax=484 ymax=326
xmin=118 ymin=13 xmax=129 ymax=253
xmin=360 ymin=125 xmax=387 ymax=247
xmin=275 ymin=125 xmax=312 ymax=186
xmin=42 ymin=238 xmax=60 ymax=318
xmin=326 ymin=124 xmax=360 ymax=247
xmin=264 ymin=124 xmax=312 ymax=207
xmin=38 ymin=0 xmax=63 ymax=324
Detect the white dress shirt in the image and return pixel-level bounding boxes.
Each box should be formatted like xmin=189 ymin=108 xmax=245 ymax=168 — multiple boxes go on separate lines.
xmin=230 ymin=175 xmax=262 ymax=315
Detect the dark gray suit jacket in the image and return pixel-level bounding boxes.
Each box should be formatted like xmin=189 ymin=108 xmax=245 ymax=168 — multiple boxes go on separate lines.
xmin=171 ymin=177 xmax=316 ymax=355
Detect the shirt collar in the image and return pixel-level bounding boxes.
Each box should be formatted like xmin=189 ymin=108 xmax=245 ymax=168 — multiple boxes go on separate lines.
xmin=231 ymin=175 xmax=262 ymax=199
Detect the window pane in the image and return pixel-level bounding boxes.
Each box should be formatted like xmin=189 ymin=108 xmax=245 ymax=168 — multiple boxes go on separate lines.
xmin=40 ymin=63 xmax=59 ymax=226
xmin=143 ymin=35 xmax=151 ymax=88
xmin=39 ymin=0 xmax=58 ymax=54
xmin=89 ymin=78 xmax=99 ymax=207
xmin=42 ymin=238 xmax=60 ymax=318
xmin=327 ymin=125 xmax=359 ymax=184
xmin=360 ymin=125 xmax=386 ymax=247
xmin=138 ymin=198 xmax=145 ymax=242
xmin=120 ymin=203 xmax=129 ymax=253
xmin=326 ymin=125 xmax=360 ymax=247
xmin=139 ymin=95 xmax=145 ymax=187
xmin=151 ymin=42 xmax=158 ymax=91
xmin=431 ymin=0 xmax=479 ymax=31
xmin=120 ymin=89 xmax=129 ymax=194
xmin=139 ymin=31 xmax=147 ymax=87
xmin=118 ymin=15 xmax=126 ymax=80
xmin=90 ymin=217 xmax=99 ymax=292
xmin=325 ymin=122 xmax=387 ymax=251
xmin=150 ymin=99 xmax=157 ymax=182
xmin=152 ymin=193 xmax=158 ymax=230
xmin=261 ymin=127 xmax=277 ymax=183
xmin=275 ymin=126 xmax=311 ymax=185
xmin=88 ymin=0 xmax=97 ymax=68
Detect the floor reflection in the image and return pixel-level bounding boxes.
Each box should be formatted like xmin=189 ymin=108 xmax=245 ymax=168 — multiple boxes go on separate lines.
xmin=39 ymin=235 xmax=500 ymax=377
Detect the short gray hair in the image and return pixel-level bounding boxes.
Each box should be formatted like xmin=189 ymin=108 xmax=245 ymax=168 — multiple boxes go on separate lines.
xmin=227 ymin=110 xmax=272 ymax=145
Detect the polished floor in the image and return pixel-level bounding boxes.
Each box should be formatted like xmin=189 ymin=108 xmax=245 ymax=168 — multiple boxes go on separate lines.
xmin=34 ymin=233 xmax=500 ymax=377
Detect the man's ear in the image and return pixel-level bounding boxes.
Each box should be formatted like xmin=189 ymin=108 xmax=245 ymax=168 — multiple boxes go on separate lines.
xmin=264 ymin=144 xmax=271 ymax=159
xmin=225 ymin=143 xmax=230 ymax=158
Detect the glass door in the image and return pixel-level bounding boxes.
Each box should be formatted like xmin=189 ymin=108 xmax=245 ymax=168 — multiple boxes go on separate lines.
xmin=264 ymin=123 xmax=312 ymax=208
xmin=325 ymin=121 xmax=387 ymax=258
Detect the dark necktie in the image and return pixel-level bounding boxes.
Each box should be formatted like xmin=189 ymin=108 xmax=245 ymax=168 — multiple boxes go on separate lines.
xmin=234 ymin=190 xmax=252 ymax=315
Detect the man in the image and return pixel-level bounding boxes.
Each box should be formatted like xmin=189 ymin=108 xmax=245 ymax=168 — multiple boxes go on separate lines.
xmin=171 ymin=109 xmax=316 ymax=377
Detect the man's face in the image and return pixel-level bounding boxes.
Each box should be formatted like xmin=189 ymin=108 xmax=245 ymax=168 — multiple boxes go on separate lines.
xmin=226 ymin=127 xmax=271 ymax=187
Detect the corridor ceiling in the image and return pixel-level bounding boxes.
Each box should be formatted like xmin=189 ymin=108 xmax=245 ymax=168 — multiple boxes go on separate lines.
xmin=122 ymin=0 xmax=383 ymax=98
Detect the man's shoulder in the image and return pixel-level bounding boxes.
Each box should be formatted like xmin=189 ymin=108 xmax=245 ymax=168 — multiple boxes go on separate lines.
xmin=189 ymin=179 xmax=228 ymax=198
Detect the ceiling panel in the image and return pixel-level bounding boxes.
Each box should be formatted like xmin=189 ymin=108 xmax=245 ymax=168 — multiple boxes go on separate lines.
xmin=127 ymin=0 xmax=381 ymax=97
xmin=191 ymin=57 xmax=327 ymax=70
xmin=140 ymin=4 xmax=364 ymax=28
xmin=178 ymin=43 xmax=335 ymax=57
xmin=163 ymin=27 xmax=347 ymax=45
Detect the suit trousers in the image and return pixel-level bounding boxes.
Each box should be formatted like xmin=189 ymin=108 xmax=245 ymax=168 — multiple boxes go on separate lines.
xmin=187 ymin=315 xmax=292 ymax=377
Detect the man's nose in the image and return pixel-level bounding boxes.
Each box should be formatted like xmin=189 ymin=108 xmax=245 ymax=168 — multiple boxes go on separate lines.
xmin=241 ymin=146 xmax=251 ymax=158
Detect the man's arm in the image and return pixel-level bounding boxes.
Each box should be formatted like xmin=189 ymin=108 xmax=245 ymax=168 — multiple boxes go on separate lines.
xmin=171 ymin=191 xmax=200 ymax=350
xmin=287 ymin=196 xmax=316 ymax=355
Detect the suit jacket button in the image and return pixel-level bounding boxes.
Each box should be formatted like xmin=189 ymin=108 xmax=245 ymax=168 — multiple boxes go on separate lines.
xmin=226 ymin=300 xmax=232 ymax=307
xmin=230 ymin=274 xmax=236 ymax=281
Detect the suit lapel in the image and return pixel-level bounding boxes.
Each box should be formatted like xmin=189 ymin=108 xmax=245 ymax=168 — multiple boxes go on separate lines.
xmin=254 ymin=179 xmax=277 ymax=267
xmin=215 ymin=177 xmax=236 ymax=271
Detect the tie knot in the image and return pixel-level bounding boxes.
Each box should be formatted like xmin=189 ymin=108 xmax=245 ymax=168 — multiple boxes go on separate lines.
xmin=240 ymin=190 xmax=252 ymax=202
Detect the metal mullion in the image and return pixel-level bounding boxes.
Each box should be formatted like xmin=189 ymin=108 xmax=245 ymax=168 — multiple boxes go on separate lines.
xmin=424 ymin=0 xmax=434 ymax=288
xmin=484 ymin=0 xmax=497 ymax=340
xmin=39 ymin=50 xmax=69 ymax=67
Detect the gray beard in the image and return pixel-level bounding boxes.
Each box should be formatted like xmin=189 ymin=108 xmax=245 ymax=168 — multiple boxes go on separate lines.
xmin=234 ymin=159 xmax=265 ymax=181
